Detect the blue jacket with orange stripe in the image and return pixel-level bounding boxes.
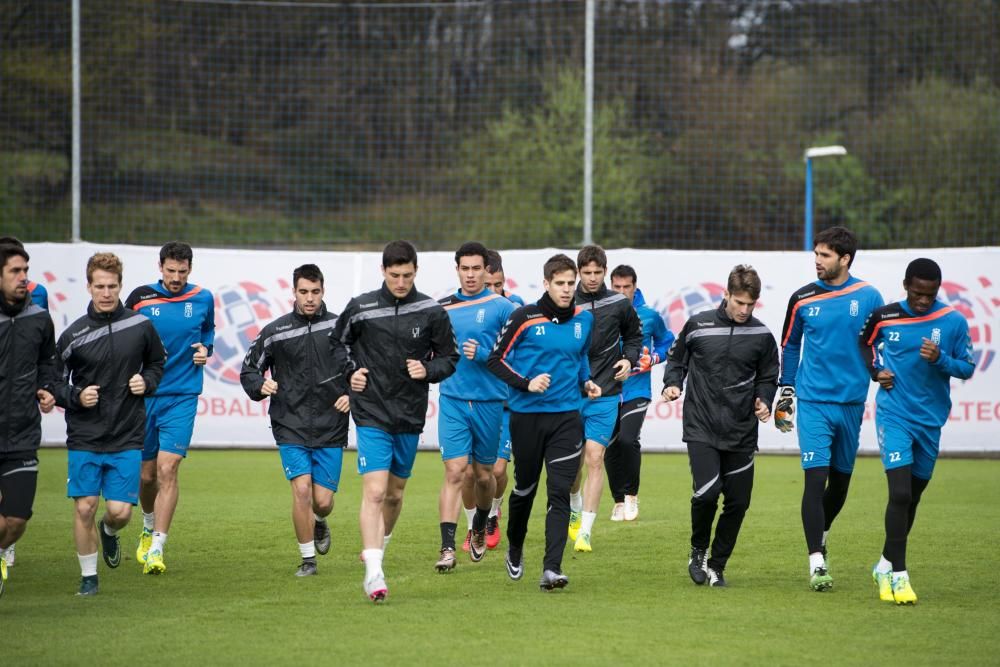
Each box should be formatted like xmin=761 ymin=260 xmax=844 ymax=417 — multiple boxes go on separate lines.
xmin=859 ymin=299 xmax=974 ymax=428
xmin=27 ymin=280 xmax=48 ymax=310
xmin=125 ymin=282 xmax=215 ymax=396
xmin=487 ymin=302 xmax=593 ymax=413
xmin=438 ymin=288 xmax=518 ymax=402
xmin=779 ymin=276 xmax=883 ymax=404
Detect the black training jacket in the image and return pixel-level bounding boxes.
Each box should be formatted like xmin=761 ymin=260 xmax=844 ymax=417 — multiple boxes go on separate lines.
xmin=240 ymin=303 xmax=349 ymax=447
xmin=0 ymin=297 xmax=57 ymax=455
xmin=335 ymin=283 xmax=458 ymax=434
xmin=575 ymin=284 xmax=643 ymax=396
xmin=54 ymin=302 xmax=166 ymax=453
xmin=662 ymin=302 xmax=779 ymax=451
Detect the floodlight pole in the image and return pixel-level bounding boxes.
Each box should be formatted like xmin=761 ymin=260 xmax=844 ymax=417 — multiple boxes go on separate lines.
xmin=803 ymin=145 xmax=847 ymax=252
xmin=582 ymin=0 xmax=595 ymax=247
xmin=71 ymin=0 xmax=81 ymax=243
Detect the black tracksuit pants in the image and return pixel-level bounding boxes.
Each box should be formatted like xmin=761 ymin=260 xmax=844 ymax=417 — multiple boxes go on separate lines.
xmin=687 ymin=441 xmax=755 ymax=573
xmin=506 ymin=410 xmax=583 ymax=574
xmin=605 ymin=397 xmax=650 ymax=502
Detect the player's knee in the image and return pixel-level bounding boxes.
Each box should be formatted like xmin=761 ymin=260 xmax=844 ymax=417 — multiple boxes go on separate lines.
xmin=3 ymin=516 xmax=28 ymax=539
xmin=157 ymin=460 xmax=180 ymax=483
xmin=722 ymin=493 xmax=751 ymax=515
xmin=383 ymin=490 xmax=403 ymax=510
xmin=314 ymin=495 xmax=334 ymax=515
xmin=691 ymin=485 xmax=721 ymax=507
xmin=75 ymin=498 xmax=99 ymax=521
xmin=887 ymin=485 xmax=912 ymax=508
xmin=106 ymin=504 xmax=132 ymax=525
xmin=140 ymin=467 xmax=158 ymax=486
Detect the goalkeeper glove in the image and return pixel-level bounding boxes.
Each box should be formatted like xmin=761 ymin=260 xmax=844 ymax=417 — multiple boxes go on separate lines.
xmin=774 ymin=386 xmax=795 ymax=433
xmin=632 ymin=346 xmax=659 ymax=375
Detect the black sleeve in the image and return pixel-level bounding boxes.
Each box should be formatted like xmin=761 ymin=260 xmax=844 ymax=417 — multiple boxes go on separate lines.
xmin=620 ymin=303 xmax=644 ymax=366
xmin=328 ymin=321 xmax=350 ymax=396
xmin=662 ymin=320 xmax=691 ymax=389
xmin=486 ymin=308 xmax=532 ymax=392
xmin=52 ymin=330 xmax=81 ymax=409
xmin=140 ymin=321 xmax=167 ymax=395
xmin=123 ymin=287 xmax=143 ymax=311
xmin=36 ymin=314 xmax=58 ymax=392
xmin=423 ymin=307 xmax=459 ymax=383
xmin=754 ymin=332 xmax=780 ymax=406
xmin=333 ymin=298 xmax=359 ymax=378
xmin=240 ymin=325 xmax=272 ymax=401
xmin=859 ymin=309 xmax=882 ymax=381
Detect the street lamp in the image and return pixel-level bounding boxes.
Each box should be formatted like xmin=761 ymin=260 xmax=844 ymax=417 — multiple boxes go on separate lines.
xmin=803 ymin=145 xmax=847 ymax=251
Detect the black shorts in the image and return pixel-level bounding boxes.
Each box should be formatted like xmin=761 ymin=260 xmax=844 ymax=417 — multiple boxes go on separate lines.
xmin=0 ymin=454 xmax=40 ymax=520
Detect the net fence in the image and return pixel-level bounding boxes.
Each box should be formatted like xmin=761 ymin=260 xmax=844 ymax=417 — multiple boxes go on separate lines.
xmin=2 ymin=0 xmax=998 ymax=250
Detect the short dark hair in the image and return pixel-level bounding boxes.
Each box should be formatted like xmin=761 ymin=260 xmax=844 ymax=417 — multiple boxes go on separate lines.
xmin=485 ymin=250 xmax=504 ymax=274
xmin=0 ymin=236 xmax=25 ymax=249
xmin=904 ymin=258 xmax=942 ymax=285
xmin=454 ymin=242 xmax=489 ymax=267
xmin=814 ymin=226 xmax=858 ymax=268
xmin=543 ymin=254 xmax=577 ymax=281
xmin=0 ymin=243 xmax=29 ymax=271
xmin=727 ymin=264 xmax=761 ymax=301
xmin=159 ymin=241 xmax=194 ymax=265
xmin=610 ymin=264 xmax=637 ymax=284
xmin=293 ymin=263 xmax=324 ymax=288
xmin=576 ymin=245 xmax=607 ymax=270
xmin=382 ymin=240 xmax=418 ymax=269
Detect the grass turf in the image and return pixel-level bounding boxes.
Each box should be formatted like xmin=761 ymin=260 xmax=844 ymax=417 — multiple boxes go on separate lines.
xmin=4 ymin=449 xmax=998 ymax=666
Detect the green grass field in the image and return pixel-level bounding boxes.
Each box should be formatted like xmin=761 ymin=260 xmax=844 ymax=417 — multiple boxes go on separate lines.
xmin=5 ymin=449 xmax=999 ymax=666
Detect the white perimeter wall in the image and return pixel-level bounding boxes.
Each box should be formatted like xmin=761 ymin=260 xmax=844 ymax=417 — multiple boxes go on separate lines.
xmin=33 ymin=243 xmax=1000 ymax=454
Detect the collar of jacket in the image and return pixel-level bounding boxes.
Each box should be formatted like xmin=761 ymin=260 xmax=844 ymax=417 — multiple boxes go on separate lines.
xmin=87 ymin=300 xmax=126 ymax=322
xmin=379 ymin=282 xmax=421 ymax=305
xmin=715 ymin=300 xmax=752 ymax=326
xmin=632 ymin=288 xmax=647 ymax=308
xmin=575 ymin=283 xmax=610 ymax=302
xmin=292 ymin=301 xmax=327 ymax=323
xmin=0 ymin=294 xmax=31 ymax=317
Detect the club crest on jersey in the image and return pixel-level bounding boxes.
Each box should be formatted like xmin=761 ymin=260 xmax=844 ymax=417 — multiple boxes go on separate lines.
xmin=184 ymin=302 xmax=193 ymax=318
xmin=574 ymin=322 xmax=582 ymax=339
xmin=850 ymin=300 xmax=859 ymax=317
xmin=476 ymin=308 xmax=485 ymax=324
xmin=931 ymin=328 xmax=941 ymax=345
xmin=412 ymin=326 xmax=421 ymax=338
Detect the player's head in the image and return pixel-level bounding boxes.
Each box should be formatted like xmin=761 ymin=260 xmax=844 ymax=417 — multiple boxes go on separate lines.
xmin=86 ymin=252 xmax=123 ymax=313
xmin=543 ymin=254 xmax=577 ymax=308
xmin=724 ymin=264 xmax=761 ymax=324
xmin=0 ymin=236 xmax=25 ymax=249
xmin=381 ymin=240 xmax=418 ymax=299
xmin=292 ymin=263 xmax=325 ymax=316
xmin=0 ymin=243 xmax=30 ymax=305
xmin=610 ymin=264 xmax=638 ymax=303
xmin=814 ymin=226 xmax=857 ymax=282
xmin=454 ymin=241 xmax=488 ymax=296
xmin=158 ymin=241 xmax=193 ymax=295
xmin=484 ymin=249 xmax=506 ymax=296
xmin=576 ymin=245 xmax=607 ymax=294
xmin=903 ymin=257 xmax=942 ymax=315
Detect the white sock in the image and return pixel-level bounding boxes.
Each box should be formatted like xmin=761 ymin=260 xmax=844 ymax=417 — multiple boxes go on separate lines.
xmin=489 ymin=497 xmax=502 ymax=518
xmin=580 ymin=511 xmax=597 ymax=536
xmin=298 ymin=541 xmax=316 ymax=559
xmin=809 ymin=552 xmax=825 ymax=573
xmin=102 ymin=521 xmax=118 ymax=537
xmin=151 ymin=531 xmax=167 ymax=553
xmin=362 ymin=548 xmax=383 ymax=581
xmin=876 ymin=555 xmax=893 ymax=574
xmin=821 ymin=530 xmax=829 ymax=547
xmin=892 ymin=569 xmax=909 ymax=582
xmin=382 ymin=533 xmax=392 ymax=551
xmin=464 ymin=506 xmax=476 ymax=530
xmin=143 ymin=512 xmax=155 ymax=531
xmin=78 ymin=552 xmax=98 ymax=577
xmin=314 ymin=512 xmax=326 ymax=523
xmin=570 ymin=492 xmax=583 ymax=513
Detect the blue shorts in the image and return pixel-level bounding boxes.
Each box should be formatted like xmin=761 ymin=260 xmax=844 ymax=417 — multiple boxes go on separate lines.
xmin=797 ymin=400 xmax=865 ymax=473
xmin=67 ymin=449 xmax=141 ymax=504
xmin=876 ymin=410 xmax=941 ymax=481
xmin=143 ymin=394 xmax=199 ymax=461
xmin=497 ymin=410 xmax=512 ymax=462
xmin=437 ymin=395 xmax=502 ymax=465
xmin=278 ymin=445 xmax=343 ymax=492
xmin=356 ymin=427 xmax=420 ymax=478
xmin=580 ymin=395 xmax=620 ymax=447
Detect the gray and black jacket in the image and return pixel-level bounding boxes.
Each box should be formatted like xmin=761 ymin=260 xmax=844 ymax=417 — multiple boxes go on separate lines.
xmin=0 ymin=297 xmax=57 ymax=455
xmin=240 ymin=303 xmax=349 ymax=447
xmin=54 ymin=302 xmax=166 ymax=453
xmin=335 ymin=283 xmax=458 ymax=434
xmin=662 ymin=302 xmax=779 ymax=451
xmin=575 ymin=284 xmax=644 ymax=397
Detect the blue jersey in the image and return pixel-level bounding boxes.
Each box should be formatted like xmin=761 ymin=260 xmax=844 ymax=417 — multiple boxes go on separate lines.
xmin=504 ymin=292 xmax=525 ymax=307
xmin=780 ymin=276 xmax=883 ymax=404
xmin=622 ymin=289 xmax=674 ymax=403
xmin=860 ymin=299 xmax=975 ymax=428
xmin=125 ymin=282 xmax=215 ymax=396
xmin=27 ymin=281 xmax=48 ymax=310
xmin=438 ymin=288 xmax=517 ymax=401
xmin=487 ymin=303 xmax=593 ymax=413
